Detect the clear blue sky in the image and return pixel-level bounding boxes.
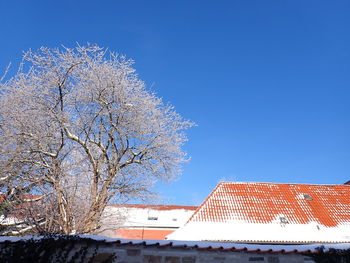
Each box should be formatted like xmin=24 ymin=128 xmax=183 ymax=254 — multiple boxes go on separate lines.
xmin=1 ymin=0 xmax=349 ymax=205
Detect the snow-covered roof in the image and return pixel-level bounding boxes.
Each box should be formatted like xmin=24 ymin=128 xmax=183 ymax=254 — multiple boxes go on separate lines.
xmin=1 ymin=235 xmax=349 ymax=255
xmin=167 ymin=182 xmax=350 ymax=243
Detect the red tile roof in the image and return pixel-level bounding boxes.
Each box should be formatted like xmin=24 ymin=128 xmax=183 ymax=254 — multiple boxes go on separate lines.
xmin=108 ymin=204 xmax=197 ymax=211
xmin=188 ymin=182 xmax=350 ymax=227
xmin=115 ymin=228 xmax=175 ymax=240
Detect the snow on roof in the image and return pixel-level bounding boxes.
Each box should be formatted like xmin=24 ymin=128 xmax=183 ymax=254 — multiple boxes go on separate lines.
xmin=167 ymin=182 xmax=350 ymax=243
xmin=1 ymin=235 xmax=349 ymax=255
xmin=190 ymin=182 xmax=350 ymax=226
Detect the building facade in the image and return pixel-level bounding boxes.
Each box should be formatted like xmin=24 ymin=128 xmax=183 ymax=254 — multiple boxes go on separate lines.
xmin=101 ymin=204 xmax=197 ymax=240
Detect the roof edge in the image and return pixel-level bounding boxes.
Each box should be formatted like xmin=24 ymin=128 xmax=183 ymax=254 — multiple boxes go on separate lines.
xmin=220 ymin=181 xmax=350 ymax=186
xmin=185 ymin=182 xmax=225 ymax=224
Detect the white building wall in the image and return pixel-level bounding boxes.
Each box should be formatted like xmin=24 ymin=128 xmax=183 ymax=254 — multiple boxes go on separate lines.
xmin=99 ymin=205 xmax=197 ymax=238
xmin=102 ymin=206 xmax=195 ymax=229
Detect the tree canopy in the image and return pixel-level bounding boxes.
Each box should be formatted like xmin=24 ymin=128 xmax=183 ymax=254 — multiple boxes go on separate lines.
xmin=0 ymin=45 xmax=193 ymax=234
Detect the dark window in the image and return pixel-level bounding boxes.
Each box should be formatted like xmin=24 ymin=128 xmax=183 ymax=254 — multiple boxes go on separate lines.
xmin=249 ymin=257 xmax=265 ymax=261
xmin=127 ymin=249 xmax=141 ymax=256
xmin=182 ymin=256 xmax=196 ymax=263
xmin=303 ymin=194 xmax=312 ymax=200
xmin=279 ymin=217 xmax=288 ymax=223
xmin=267 ymin=257 xmax=279 ymax=263
xmin=165 ymin=256 xmax=180 ymax=263
xmin=143 ymin=255 xmax=161 ymax=263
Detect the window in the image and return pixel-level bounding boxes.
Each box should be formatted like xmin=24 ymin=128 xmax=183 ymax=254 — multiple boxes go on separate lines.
xmin=279 ymin=216 xmax=288 ymax=224
xmin=147 ymin=216 xmax=158 ymax=220
xmin=303 ymin=194 xmax=312 ymax=200
xmin=267 ymin=257 xmax=279 ymax=263
xmin=249 ymin=257 xmax=265 ymax=261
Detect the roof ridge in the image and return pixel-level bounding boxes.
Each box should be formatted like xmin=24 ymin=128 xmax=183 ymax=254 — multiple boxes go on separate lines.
xmin=107 ymin=204 xmax=198 ymax=210
xmin=220 ymin=181 xmax=348 ymax=186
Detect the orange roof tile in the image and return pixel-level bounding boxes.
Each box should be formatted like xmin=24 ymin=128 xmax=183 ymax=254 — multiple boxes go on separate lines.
xmin=116 ymin=228 xmax=175 ymax=240
xmin=188 ymin=182 xmax=350 ymax=227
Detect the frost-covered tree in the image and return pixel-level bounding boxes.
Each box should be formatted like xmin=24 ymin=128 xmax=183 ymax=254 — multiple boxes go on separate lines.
xmin=0 ymin=45 xmax=193 ymax=234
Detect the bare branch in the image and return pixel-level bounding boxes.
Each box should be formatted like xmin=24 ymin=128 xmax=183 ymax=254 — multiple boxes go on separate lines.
xmin=0 ymin=44 xmax=193 ymax=235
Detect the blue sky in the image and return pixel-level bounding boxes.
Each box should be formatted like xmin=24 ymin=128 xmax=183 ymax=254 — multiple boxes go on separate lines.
xmin=1 ymin=0 xmax=349 ymax=205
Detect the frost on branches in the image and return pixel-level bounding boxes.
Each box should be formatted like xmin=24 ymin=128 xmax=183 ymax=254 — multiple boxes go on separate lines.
xmin=0 ymin=45 xmax=193 ymax=235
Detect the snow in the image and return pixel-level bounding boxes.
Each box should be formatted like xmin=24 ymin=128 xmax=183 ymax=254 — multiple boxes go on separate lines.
xmin=0 ymin=235 xmax=349 ymax=253
xmin=166 ymin=221 xmax=350 ymax=243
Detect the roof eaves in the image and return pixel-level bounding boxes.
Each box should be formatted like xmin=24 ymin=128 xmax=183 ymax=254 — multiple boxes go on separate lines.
xmin=3 ymin=236 xmax=349 ymax=255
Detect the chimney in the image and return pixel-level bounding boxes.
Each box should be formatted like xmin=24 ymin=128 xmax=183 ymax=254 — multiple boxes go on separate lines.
xmin=344 ymin=180 xmax=350 ymax=185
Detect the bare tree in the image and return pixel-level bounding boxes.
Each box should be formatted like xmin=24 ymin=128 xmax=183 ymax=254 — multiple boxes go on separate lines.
xmin=0 ymin=45 xmax=193 ymax=234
